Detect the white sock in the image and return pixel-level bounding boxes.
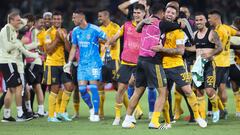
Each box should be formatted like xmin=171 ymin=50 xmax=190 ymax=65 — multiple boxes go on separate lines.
xmin=17 ymin=106 xmax=23 ymax=117
xmin=37 ymin=105 xmax=44 ymax=115
xmin=4 ymin=108 xmax=11 ymax=118
xmin=25 ymin=100 xmax=32 ymax=112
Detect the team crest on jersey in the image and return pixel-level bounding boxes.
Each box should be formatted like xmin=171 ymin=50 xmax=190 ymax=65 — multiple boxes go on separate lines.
xmin=86 ymin=34 xmax=91 ymax=40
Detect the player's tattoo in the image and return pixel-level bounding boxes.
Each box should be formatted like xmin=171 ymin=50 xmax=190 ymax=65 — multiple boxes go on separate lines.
xmin=211 ymin=30 xmax=223 ymax=56
xmin=161 ymin=47 xmax=184 ymax=55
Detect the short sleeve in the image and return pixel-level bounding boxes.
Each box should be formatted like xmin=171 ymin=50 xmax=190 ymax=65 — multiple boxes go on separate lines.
xmin=71 ymin=29 xmax=78 ymax=46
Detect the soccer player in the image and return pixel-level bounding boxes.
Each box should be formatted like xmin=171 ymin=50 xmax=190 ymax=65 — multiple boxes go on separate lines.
xmin=65 ymin=9 xmax=107 ymax=122
xmin=0 ymin=11 xmax=38 ymax=122
xmin=120 ymin=3 xmax=170 ymax=129
xmin=173 ymin=5 xmax=196 ymax=122
xmin=104 ymin=4 xmax=145 ymax=126
xmin=151 ymin=6 xmax=207 ymax=128
xmin=208 ymin=10 xmax=240 ymax=119
xmin=97 ymin=9 xmax=122 ymax=119
xmin=28 ymin=15 xmax=46 ymax=112
xmin=69 ymin=12 xmax=82 ymax=119
xmin=229 ymin=17 xmax=240 ymax=118
xmin=42 ymin=11 xmax=73 ymax=122
xmin=22 ymin=14 xmax=45 ymax=117
xmin=186 ymin=12 xmax=223 ymax=122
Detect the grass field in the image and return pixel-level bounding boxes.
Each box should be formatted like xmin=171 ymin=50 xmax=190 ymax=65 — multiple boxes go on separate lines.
xmin=0 ymin=89 xmax=240 ymax=135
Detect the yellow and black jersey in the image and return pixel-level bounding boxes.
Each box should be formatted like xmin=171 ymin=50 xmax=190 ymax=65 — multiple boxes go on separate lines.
xmin=162 ymin=29 xmax=185 ymax=69
xmin=214 ymin=24 xmax=237 ymax=67
xmin=100 ymin=21 xmax=120 ymax=61
xmin=44 ymin=26 xmax=66 ymax=66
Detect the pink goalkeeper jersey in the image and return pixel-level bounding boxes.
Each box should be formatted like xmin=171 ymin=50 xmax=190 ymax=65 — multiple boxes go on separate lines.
xmin=121 ymin=21 xmax=141 ymax=64
xmin=139 ymin=18 xmax=161 ymax=57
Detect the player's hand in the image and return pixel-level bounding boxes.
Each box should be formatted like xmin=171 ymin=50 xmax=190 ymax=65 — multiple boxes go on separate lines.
xmin=142 ymin=15 xmax=154 ymax=25
xmin=151 ymin=45 xmax=163 ymax=52
xmin=103 ymin=43 xmax=110 ymax=51
xmin=63 ymin=62 xmax=72 ymax=74
xmin=58 ymin=28 xmax=67 ymax=39
xmin=177 ymin=19 xmax=186 ymax=29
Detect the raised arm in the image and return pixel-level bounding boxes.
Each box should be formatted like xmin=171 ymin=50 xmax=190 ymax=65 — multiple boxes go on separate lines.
xmin=118 ymin=0 xmax=138 ymax=15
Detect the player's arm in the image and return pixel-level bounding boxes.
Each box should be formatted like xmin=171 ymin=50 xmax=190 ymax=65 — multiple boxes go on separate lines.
xmin=105 ymin=26 xmax=123 ymax=47
xmin=151 ymin=40 xmax=185 ymax=55
xmin=59 ymin=28 xmax=71 ymax=52
xmin=136 ymin=15 xmax=153 ymax=33
xmin=67 ymin=44 xmax=77 ymax=63
xmin=156 ymin=44 xmax=185 ymax=55
xmin=159 ymin=20 xmax=182 ymax=33
xmin=45 ymin=32 xmax=60 ymax=54
xmin=208 ymin=30 xmax=223 ymax=57
xmin=22 ymin=29 xmax=39 ymax=50
xmin=152 ymin=31 xmax=185 ymax=55
xmin=17 ymin=41 xmax=39 ymax=58
xmin=118 ymin=0 xmax=138 ymax=15
xmin=185 ymin=31 xmax=197 ymax=52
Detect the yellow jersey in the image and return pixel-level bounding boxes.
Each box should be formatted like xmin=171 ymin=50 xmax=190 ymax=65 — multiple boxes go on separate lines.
xmin=44 ymin=26 xmax=66 ymax=66
xmin=214 ymin=24 xmax=237 ymax=67
xmin=37 ymin=29 xmax=47 ymax=53
xmin=162 ymin=29 xmax=185 ymax=69
xmin=100 ymin=21 xmax=120 ymax=60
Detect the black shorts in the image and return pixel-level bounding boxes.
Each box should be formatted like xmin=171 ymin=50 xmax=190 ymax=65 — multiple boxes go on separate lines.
xmin=184 ymin=60 xmax=193 ymax=83
xmin=197 ymin=61 xmax=216 ymax=89
xmin=72 ymin=63 xmax=78 ymax=85
xmin=135 ymin=57 xmax=167 ymax=88
xmin=0 ymin=63 xmax=21 ymax=88
xmin=164 ymin=66 xmax=190 ymax=88
xmin=229 ymin=64 xmax=240 ymax=86
xmin=42 ymin=65 xmax=72 ymax=85
xmin=115 ymin=64 xmax=136 ymax=84
xmin=102 ymin=60 xmax=119 ymax=83
xmin=25 ymin=64 xmax=43 ymax=85
xmin=215 ymin=66 xmax=229 ymax=87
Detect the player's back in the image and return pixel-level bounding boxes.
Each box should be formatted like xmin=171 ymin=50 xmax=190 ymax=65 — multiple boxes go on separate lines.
xmin=140 ymin=18 xmax=160 ymax=57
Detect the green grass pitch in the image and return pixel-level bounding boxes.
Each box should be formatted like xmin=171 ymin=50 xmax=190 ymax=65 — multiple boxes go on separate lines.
xmin=0 ymin=89 xmax=240 ymax=135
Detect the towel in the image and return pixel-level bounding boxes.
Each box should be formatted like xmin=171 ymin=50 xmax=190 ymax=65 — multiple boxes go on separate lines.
xmin=191 ymin=56 xmax=208 ymax=87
